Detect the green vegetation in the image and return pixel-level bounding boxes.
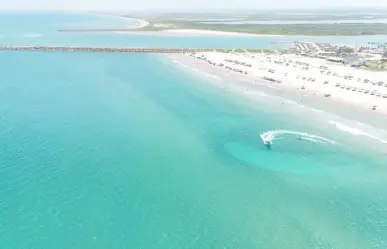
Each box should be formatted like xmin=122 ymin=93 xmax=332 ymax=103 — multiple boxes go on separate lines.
xmin=363 ymin=61 xmax=387 ymax=72
xmin=363 ymin=67 xmax=387 ymax=72
xmin=362 ymin=54 xmax=376 ymax=59
xmin=134 ymin=19 xmax=387 ymax=36
xmin=123 ymin=9 xmax=387 ymax=23
xmin=338 ymin=47 xmax=355 ymax=53
xmin=119 ymin=10 xmax=387 ymax=36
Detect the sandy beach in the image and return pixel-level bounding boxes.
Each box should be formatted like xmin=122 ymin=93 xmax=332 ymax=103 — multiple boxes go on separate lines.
xmin=171 ymin=51 xmax=387 ymax=116
xmin=111 ymin=18 xmax=149 ymax=34
xmin=122 ymin=17 xmax=149 ymax=29
xmin=86 ymin=13 xmax=150 ymax=29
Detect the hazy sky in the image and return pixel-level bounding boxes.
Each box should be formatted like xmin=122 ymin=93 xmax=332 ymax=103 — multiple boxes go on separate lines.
xmin=1 ymin=0 xmax=387 ymax=11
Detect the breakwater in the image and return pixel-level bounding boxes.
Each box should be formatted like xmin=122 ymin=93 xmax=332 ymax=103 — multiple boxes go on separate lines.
xmin=0 ymin=46 xmax=215 ymax=53
xmin=58 ymin=29 xmax=137 ymax=32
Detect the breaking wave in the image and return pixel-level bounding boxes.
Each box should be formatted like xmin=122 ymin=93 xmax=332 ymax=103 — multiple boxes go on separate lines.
xmin=191 ymin=68 xmax=222 ymax=81
xmin=172 ymin=59 xmax=221 ymax=81
xmin=172 ymin=60 xmax=189 ymax=68
xmin=329 ymin=121 xmax=387 ymax=144
xmin=24 ymin=33 xmax=43 ymax=38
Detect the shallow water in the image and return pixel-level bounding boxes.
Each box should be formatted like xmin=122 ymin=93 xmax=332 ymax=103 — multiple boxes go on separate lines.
xmin=1 ymin=13 xmax=387 ymax=249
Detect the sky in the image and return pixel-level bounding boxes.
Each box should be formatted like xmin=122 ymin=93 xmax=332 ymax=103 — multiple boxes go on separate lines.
xmin=1 ymin=0 xmax=387 ymax=11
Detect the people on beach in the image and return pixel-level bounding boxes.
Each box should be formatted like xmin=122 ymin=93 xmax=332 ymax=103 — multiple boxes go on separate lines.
xmin=188 ymin=50 xmax=387 ymax=115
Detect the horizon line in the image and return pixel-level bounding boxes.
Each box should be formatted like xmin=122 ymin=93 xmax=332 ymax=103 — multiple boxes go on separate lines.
xmin=1 ymin=6 xmax=387 ymax=12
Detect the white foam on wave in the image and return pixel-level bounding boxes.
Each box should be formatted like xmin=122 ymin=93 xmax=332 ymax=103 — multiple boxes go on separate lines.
xmin=283 ymin=99 xmax=298 ymax=105
xmin=310 ymin=108 xmax=325 ymax=113
xmin=300 ymin=105 xmax=325 ymax=113
xmin=191 ymin=68 xmax=222 ymax=81
xmin=172 ymin=60 xmax=189 ymax=68
xmin=260 ymin=129 xmax=336 ymax=145
xmin=279 ymin=99 xmax=324 ymax=113
xmin=24 ymin=33 xmax=43 ymax=38
xmin=329 ymin=121 xmax=387 ymax=144
xmin=172 ymin=59 xmax=221 ymax=81
xmin=256 ymin=92 xmax=269 ymax=97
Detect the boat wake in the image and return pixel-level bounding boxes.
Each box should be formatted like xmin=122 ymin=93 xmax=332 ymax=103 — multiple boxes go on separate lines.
xmin=260 ymin=130 xmax=336 ymax=145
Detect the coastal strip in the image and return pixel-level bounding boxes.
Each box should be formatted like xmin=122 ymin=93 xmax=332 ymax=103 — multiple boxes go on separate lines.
xmin=170 ymin=50 xmax=387 ymax=115
xmin=0 ymin=46 xmax=216 ymax=53
xmin=58 ymin=29 xmax=144 ymax=32
xmin=58 ymin=28 xmax=283 ymax=37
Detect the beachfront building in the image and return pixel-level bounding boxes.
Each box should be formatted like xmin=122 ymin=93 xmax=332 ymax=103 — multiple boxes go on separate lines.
xmin=343 ymin=54 xmax=362 ymax=66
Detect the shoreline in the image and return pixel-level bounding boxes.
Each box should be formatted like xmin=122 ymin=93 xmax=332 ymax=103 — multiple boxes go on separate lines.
xmin=176 ymin=52 xmax=387 ymax=116
xmin=88 ymin=12 xmax=150 ymax=29
xmin=123 ymin=17 xmax=150 ymax=29
xmin=113 ymin=28 xmax=293 ymax=37
xmin=167 ymin=52 xmax=387 ymax=117
xmin=167 ymin=53 xmax=387 ymax=147
xmin=161 ymin=29 xmax=289 ymax=37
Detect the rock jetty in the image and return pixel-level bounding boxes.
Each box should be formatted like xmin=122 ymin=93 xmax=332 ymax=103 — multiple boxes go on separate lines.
xmin=0 ymin=46 xmax=213 ymax=53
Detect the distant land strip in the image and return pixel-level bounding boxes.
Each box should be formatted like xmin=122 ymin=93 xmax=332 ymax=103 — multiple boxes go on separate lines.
xmin=0 ymin=46 xmax=218 ymax=53
xmin=58 ymin=22 xmax=387 ymax=36
xmin=133 ymin=20 xmax=387 ymax=36
xmin=58 ymin=29 xmax=136 ymax=32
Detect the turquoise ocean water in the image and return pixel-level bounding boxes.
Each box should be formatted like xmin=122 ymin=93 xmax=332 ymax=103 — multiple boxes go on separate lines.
xmin=1 ymin=12 xmax=387 ymax=249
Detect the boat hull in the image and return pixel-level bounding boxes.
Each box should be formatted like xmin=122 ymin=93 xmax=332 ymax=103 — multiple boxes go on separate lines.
xmin=260 ymin=134 xmax=272 ymax=145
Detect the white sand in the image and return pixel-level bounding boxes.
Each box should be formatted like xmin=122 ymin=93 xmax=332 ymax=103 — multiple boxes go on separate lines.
xmin=130 ymin=18 xmax=149 ymax=29
xmin=162 ymin=29 xmax=284 ymax=37
xmin=119 ymin=17 xmax=149 ymax=29
xmin=153 ymin=24 xmax=170 ymax=28
xmin=88 ymin=13 xmax=149 ymax=29
xmin=178 ymin=51 xmax=387 ymax=115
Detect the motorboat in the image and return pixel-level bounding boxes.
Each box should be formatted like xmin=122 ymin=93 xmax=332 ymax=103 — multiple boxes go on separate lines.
xmin=260 ymin=134 xmax=273 ymax=146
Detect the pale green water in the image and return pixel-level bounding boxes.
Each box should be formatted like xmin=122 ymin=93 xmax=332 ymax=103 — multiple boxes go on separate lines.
xmin=1 ymin=50 xmax=387 ymax=249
